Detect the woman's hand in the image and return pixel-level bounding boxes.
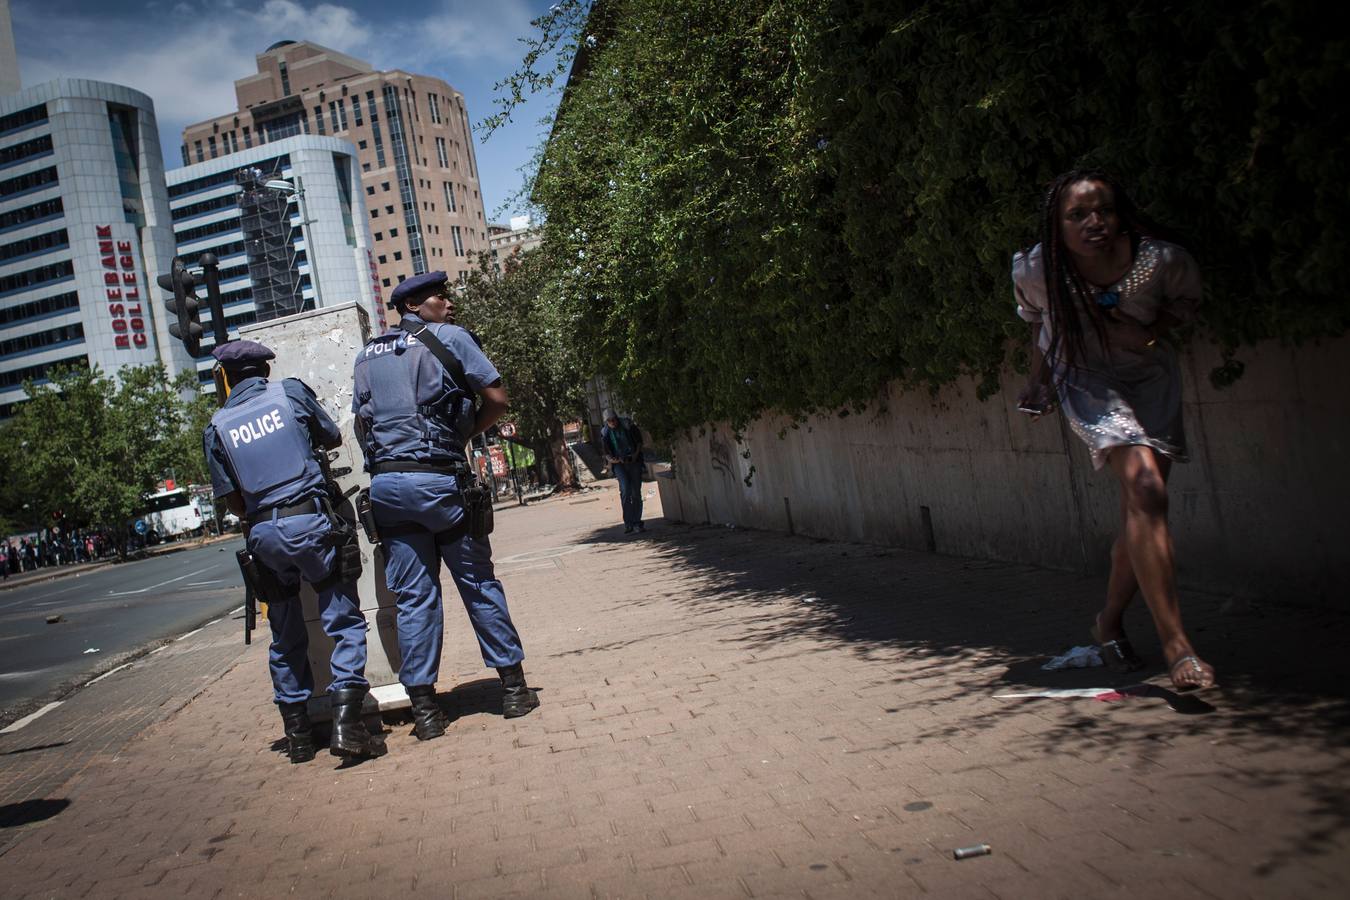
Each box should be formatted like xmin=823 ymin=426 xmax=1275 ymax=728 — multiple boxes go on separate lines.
xmin=1016 ymin=380 xmax=1056 ymax=419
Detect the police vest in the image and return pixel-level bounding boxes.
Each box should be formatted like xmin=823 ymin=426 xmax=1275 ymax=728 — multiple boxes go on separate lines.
xmin=352 ymin=329 xmax=471 ymax=467
xmin=211 ymin=381 xmax=324 ymax=516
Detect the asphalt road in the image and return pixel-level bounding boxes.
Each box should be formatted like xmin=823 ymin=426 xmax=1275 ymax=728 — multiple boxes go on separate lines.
xmin=0 ymin=539 xmax=247 ymax=722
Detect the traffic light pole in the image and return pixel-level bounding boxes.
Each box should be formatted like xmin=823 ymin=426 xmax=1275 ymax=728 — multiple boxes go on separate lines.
xmin=198 ymin=253 xmax=228 ymax=346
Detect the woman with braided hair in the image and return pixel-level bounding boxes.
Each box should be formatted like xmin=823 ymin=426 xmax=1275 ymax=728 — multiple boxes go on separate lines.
xmin=1012 ymin=170 xmax=1216 ymax=691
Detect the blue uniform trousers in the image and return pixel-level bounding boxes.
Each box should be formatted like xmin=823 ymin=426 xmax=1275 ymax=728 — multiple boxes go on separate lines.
xmin=613 ymin=461 xmax=645 ymax=526
xmin=370 ymin=472 xmax=524 ymax=687
xmin=248 ymin=510 xmax=369 ymax=705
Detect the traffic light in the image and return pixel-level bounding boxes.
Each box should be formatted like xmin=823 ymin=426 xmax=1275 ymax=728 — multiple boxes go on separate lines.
xmin=157 ymin=257 xmax=204 ymax=357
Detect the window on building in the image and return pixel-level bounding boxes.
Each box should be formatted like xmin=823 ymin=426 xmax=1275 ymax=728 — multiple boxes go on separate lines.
xmin=278 ymin=61 xmax=291 ymax=96
xmin=194 ymin=140 xmax=204 ymax=162
xmin=180 ymin=144 xmax=190 ymax=166
xmin=377 ymin=254 xmax=387 ymax=264
xmin=382 ymin=278 xmax=391 ymax=287
xmin=358 ymin=140 xmax=367 ymax=150
xmin=435 ymin=137 xmax=449 ymax=168
xmin=0 ymin=103 xmax=48 ymax=136
xmin=0 ymin=322 xmax=84 ymax=360
xmin=243 ymin=126 xmax=252 ymax=148
xmin=451 ymin=225 xmax=464 ymax=256
xmin=329 ymin=101 xmax=340 ymax=133
xmin=362 ymin=162 xmax=371 ymax=172
xmin=381 ymin=182 xmax=390 ymax=192
xmin=442 ymin=181 xmax=456 ymax=212
xmin=0 ymin=134 xmax=53 ymax=169
xmin=0 ymin=290 xmax=78 ymax=327
xmin=428 ymin=93 xmax=441 ymax=124
xmin=208 ymin=136 xmax=217 ymax=158
xmin=385 ymin=205 xmax=393 ymax=214
xmin=374 ymin=232 xmax=382 ymax=241
xmin=389 ymin=227 xmax=398 ymax=238
xmin=338 ymin=99 xmax=349 ymax=130
xmin=365 ymin=185 xmax=375 ymax=195
xmin=0 ymin=228 xmax=68 ymax=263
xmin=393 ymin=251 xmax=403 ymax=261
xmin=370 ymin=208 xmax=379 ymax=218
xmin=353 ymin=98 xmax=363 ymax=126
xmin=0 ymin=196 xmax=63 ymax=232
xmin=0 ymin=259 xmax=74 ymax=295
xmin=314 ymin=106 xmax=325 ymax=134
xmin=333 ymin=156 xmax=356 ymax=247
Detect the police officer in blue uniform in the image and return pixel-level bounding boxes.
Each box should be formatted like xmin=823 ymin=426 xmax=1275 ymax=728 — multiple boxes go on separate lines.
xmin=352 ymin=272 xmax=538 ymax=740
xmin=205 ymin=340 xmax=382 ymax=763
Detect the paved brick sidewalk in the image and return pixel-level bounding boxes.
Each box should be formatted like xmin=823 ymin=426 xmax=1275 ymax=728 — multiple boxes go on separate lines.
xmin=0 ymin=481 xmax=1346 ymax=898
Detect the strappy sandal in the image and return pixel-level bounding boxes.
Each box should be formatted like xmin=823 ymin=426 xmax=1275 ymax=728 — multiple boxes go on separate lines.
xmin=1091 ymin=622 xmax=1145 ymax=673
xmin=1168 ymin=655 xmax=1216 ymax=692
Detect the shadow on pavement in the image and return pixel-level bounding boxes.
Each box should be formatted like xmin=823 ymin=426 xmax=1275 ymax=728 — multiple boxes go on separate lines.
xmin=571 ymin=517 xmax=1350 ymax=879
xmin=0 ymin=798 xmax=71 ymax=829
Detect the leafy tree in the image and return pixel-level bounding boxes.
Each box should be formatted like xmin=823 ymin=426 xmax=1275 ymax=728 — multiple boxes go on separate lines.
xmin=0 ymin=365 xmax=212 ymax=557
xmin=458 ymin=249 xmax=587 ymax=488
xmin=490 ymin=0 xmax=1350 ymax=439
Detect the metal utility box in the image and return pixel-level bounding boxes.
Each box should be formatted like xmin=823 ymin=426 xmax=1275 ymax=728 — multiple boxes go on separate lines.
xmin=240 ymin=303 xmax=408 ymax=715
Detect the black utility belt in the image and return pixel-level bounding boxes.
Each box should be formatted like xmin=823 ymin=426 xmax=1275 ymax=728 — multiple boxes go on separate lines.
xmin=248 ymin=497 xmax=324 ymax=526
xmin=370 ymin=461 xmax=471 ymax=476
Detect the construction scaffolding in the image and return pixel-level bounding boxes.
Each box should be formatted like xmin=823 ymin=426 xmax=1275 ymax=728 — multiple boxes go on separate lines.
xmin=235 ymin=165 xmax=307 ymax=322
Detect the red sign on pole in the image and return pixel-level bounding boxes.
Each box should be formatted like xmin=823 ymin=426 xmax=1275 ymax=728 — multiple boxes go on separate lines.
xmin=489 ymin=446 xmax=508 ymax=477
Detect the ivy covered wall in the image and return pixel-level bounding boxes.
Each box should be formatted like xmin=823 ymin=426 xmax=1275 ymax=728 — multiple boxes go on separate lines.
xmin=531 ymin=0 xmax=1348 ymax=439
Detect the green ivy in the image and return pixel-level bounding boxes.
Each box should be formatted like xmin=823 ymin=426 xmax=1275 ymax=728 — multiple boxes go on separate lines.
xmin=518 ymin=0 xmax=1348 ymax=440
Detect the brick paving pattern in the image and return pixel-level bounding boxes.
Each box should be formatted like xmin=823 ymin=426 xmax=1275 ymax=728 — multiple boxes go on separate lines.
xmin=0 ymin=481 xmax=1346 ymax=898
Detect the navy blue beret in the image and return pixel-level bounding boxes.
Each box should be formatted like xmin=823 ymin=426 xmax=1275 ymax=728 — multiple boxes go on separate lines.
xmin=388 ymin=271 xmax=448 ymax=309
xmin=211 ymin=339 xmax=275 ymax=366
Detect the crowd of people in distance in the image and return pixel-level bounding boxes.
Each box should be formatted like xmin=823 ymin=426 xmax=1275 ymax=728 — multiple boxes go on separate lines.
xmin=2 ymin=530 xmax=124 ymax=579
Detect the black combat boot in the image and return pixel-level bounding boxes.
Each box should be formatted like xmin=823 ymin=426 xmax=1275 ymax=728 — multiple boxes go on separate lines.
xmin=329 ymin=688 xmax=384 ymax=759
xmin=497 ymin=663 xmax=540 ymax=718
xmin=406 ymin=684 xmax=449 ymax=741
xmin=278 ymin=701 xmax=316 ymax=764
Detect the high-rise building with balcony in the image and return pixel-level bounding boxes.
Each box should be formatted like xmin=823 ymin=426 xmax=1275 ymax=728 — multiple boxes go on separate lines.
xmin=0 ymin=78 xmax=190 ymax=417
xmin=166 ymin=134 xmax=379 ymax=385
xmin=180 ymin=41 xmax=489 ymax=322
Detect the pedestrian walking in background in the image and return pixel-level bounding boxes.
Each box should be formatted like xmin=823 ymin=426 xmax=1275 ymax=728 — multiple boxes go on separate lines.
xmin=601 ymin=410 xmax=646 ymax=533
xmin=1013 ymin=169 xmax=1215 ymax=691
xmin=204 ymin=340 xmax=382 ymax=763
xmin=353 ymin=271 xmax=539 ymax=739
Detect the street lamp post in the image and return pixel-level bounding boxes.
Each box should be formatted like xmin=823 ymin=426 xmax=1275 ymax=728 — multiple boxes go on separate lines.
xmin=264 ymin=177 xmax=322 ymax=310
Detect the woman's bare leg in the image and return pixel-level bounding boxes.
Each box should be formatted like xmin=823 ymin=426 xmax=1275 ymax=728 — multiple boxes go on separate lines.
xmin=1097 ymin=455 xmax=1170 ymax=640
xmin=1107 ymin=446 xmax=1215 ymax=688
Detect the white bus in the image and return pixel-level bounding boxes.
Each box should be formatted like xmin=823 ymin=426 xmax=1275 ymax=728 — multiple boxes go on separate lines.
xmin=134 ymin=489 xmax=206 ymax=542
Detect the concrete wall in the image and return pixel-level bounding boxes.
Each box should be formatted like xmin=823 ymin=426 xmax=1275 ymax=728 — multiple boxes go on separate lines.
xmin=658 ymin=336 xmax=1350 ymax=605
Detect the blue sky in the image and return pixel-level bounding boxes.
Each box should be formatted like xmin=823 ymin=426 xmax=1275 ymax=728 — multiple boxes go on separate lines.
xmin=11 ymin=0 xmax=563 ymax=220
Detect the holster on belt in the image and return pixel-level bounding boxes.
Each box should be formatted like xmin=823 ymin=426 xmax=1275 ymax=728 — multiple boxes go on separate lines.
xmin=355 ymin=487 xmax=380 ymax=545
xmin=236 ymin=547 xmax=290 ymax=606
xmin=460 ymin=475 xmax=494 ymax=540
xmin=319 ymin=497 xmax=363 ymax=584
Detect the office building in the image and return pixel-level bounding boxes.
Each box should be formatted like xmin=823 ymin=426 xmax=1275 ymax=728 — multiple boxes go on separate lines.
xmin=181 ymin=41 xmax=489 ymax=318
xmin=166 ymin=134 xmax=379 ymax=382
xmin=0 ymin=78 xmax=189 ymax=417
xmin=488 ymin=215 xmax=542 ymax=277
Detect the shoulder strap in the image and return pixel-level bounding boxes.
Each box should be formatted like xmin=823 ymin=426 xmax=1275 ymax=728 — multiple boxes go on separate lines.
xmin=399 ymin=321 xmax=473 ymax=399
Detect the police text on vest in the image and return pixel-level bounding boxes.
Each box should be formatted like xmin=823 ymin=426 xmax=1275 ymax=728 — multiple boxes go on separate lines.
xmin=228 ymin=409 xmax=286 ymax=447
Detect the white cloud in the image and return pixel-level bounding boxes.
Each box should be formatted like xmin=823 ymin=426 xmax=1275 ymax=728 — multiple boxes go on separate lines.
xmin=14 ymin=1 xmax=375 ymax=129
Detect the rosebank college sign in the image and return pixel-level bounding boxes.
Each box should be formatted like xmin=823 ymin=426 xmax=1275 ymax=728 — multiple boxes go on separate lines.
xmin=96 ymin=225 xmax=148 ymax=350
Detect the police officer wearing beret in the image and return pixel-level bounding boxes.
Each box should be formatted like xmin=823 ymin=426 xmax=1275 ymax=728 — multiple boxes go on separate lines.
xmin=205 ymin=340 xmax=382 ymax=763
xmin=352 ymin=272 xmax=538 ymax=740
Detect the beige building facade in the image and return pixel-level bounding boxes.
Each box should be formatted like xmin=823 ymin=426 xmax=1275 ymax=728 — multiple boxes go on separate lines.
xmin=180 ymin=41 xmax=488 ymax=321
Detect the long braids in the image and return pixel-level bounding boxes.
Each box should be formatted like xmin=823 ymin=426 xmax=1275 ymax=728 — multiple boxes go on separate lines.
xmin=1039 ymin=169 xmax=1178 ymax=376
